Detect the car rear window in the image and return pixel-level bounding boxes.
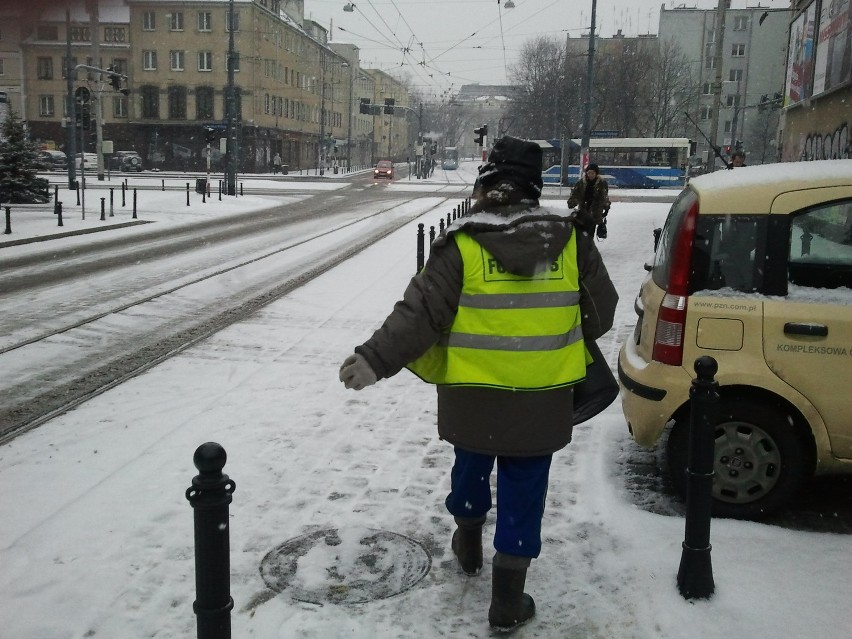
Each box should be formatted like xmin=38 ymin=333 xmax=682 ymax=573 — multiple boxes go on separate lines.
xmin=378 ymin=161 xmax=391 ymax=168
xmin=653 ymin=188 xmax=768 ymax=294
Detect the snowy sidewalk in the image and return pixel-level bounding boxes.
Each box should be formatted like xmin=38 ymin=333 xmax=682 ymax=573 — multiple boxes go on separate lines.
xmin=1 ymin=199 xmax=849 ymax=638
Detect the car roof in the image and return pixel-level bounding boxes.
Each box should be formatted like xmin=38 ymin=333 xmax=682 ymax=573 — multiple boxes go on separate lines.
xmin=687 ymin=159 xmax=852 ymax=215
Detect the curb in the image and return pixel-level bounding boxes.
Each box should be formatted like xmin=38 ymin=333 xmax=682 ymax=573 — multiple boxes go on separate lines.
xmin=0 ymin=219 xmax=153 ymax=249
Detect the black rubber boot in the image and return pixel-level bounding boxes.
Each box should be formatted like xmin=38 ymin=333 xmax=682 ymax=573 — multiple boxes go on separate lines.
xmin=451 ymin=516 xmax=485 ymax=576
xmin=488 ymin=553 xmax=535 ymax=632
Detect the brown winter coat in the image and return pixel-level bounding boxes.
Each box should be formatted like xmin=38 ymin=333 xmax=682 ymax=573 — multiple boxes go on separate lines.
xmin=567 ymin=176 xmax=610 ymax=231
xmin=355 ymin=203 xmax=619 ymax=456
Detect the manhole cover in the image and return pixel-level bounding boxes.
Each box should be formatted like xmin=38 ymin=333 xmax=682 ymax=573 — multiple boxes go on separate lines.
xmin=260 ymin=527 xmax=432 ymax=604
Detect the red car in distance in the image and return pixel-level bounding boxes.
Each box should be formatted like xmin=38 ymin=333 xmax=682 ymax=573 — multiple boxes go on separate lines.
xmin=373 ymin=160 xmax=394 ymax=180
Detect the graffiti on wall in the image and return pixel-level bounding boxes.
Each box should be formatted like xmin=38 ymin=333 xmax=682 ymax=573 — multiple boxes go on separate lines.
xmin=799 ymin=121 xmax=850 ymax=160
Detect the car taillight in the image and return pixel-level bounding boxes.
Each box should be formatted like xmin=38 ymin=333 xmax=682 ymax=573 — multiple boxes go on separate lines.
xmin=652 ymin=199 xmax=699 ymax=366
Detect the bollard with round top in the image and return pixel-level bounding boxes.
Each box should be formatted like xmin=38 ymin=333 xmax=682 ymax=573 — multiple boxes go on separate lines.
xmin=416 ymin=223 xmax=425 ymax=274
xmin=186 ymin=442 xmax=236 ymax=639
xmin=677 ymin=356 xmax=719 ymax=600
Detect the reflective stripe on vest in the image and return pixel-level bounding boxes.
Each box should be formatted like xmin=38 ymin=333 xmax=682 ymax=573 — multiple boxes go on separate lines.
xmin=407 ymin=231 xmax=586 ymax=390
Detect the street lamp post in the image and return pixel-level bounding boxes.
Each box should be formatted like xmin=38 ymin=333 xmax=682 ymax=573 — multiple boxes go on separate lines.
xmin=318 ymin=51 xmax=326 ymax=175
xmin=346 ymin=64 xmax=354 ymax=169
xmin=65 ymin=8 xmax=77 ymax=190
xmin=580 ymin=0 xmax=597 ymax=170
xmin=225 ymin=0 xmax=238 ymax=195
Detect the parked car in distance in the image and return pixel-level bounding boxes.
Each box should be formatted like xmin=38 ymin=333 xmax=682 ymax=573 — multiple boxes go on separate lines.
xmin=36 ymin=150 xmax=68 ymax=171
xmin=74 ymin=153 xmax=98 ymax=171
xmin=618 ymin=160 xmax=852 ymax=520
xmin=373 ymin=160 xmax=394 ymax=180
xmin=109 ymin=150 xmax=144 ymax=172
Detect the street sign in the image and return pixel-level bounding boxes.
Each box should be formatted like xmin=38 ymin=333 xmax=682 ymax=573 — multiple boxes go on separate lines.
xmin=591 ymin=130 xmax=620 ymax=138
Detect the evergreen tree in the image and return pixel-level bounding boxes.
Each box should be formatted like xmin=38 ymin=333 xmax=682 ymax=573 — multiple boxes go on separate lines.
xmin=0 ymin=109 xmax=49 ymax=203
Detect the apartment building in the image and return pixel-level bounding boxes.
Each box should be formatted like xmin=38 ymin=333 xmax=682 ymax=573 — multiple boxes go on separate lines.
xmin=659 ymin=4 xmax=792 ymax=167
xmin=363 ymin=68 xmax=411 ymax=162
xmin=5 ymin=0 xmax=412 ymax=172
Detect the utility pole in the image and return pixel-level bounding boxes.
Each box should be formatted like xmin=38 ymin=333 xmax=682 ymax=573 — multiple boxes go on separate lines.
xmin=65 ymin=8 xmax=77 ymax=190
xmin=225 ymin=0 xmax=238 ymax=195
xmin=708 ymin=0 xmax=728 ymax=172
xmin=88 ymin=2 xmax=106 ymax=181
xmin=580 ymin=0 xmax=597 ymax=171
xmin=346 ymin=65 xmax=354 ymax=169
xmin=318 ymin=51 xmax=326 ymax=175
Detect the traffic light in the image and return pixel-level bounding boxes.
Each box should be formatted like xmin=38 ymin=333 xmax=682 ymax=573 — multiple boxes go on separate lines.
xmin=359 ymin=98 xmax=371 ymax=114
xmin=474 ymin=125 xmax=487 ymax=146
xmin=384 ymin=97 xmax=395 ymax=115
xmin=75 ymin=86 xmax=91 ymax=129
xmin=107 ymin=66 xmax=128 ymax=95
xmin=431 ymin=142 xmax=437 ymax=154
xmin=203 ymin=126 xmax=218 ymax=144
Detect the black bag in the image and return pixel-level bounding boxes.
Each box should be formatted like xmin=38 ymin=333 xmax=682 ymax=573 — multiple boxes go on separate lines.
xmin=573 ymin=339 xmax=619 ymax=425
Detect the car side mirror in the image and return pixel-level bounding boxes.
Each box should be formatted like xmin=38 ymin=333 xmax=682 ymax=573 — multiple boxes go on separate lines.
xmin=653 ymin=227 xmax=662 ymax=252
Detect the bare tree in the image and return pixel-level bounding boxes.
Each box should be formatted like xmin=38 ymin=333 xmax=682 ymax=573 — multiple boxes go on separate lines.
xmin=646 ymin=38 xmax=700 ymax=137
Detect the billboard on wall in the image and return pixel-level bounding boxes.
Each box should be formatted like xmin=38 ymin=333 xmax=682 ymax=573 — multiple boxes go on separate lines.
xmin=785 ymin=1 xmax=818 ymax=105
xmin=812 ymin=0 xmax=852 ymax=96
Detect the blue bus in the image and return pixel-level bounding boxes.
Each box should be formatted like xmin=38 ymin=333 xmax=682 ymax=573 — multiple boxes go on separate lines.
xmin=542 ymin=137 xmax=690 ymax=188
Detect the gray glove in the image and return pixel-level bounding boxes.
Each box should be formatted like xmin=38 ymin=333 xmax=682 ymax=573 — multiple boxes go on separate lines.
xmin=339 ymin=353 xmax=378 ymax=390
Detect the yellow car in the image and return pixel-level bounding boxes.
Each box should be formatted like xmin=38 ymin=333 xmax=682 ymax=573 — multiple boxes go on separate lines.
xmin=618 ymin=160 xmax=852 ymax=519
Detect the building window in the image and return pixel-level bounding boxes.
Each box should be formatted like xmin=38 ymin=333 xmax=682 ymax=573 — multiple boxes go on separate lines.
xmin=37 ymin=57 xmax=53 ymax=79
xmin=225 ymin=11 xmax=240 ymax=32
xmin=39 ymin=95 xmax=54 ymax=116
xmin=60 ymin=57 xmax=77 ymax=79
xmin=729 ymin=69 xmax=743 ymax=82
xmin=198 ymin=12 xmax=212 ymax=31
xmin=170 ymin=50 xmax=185 ymax=71
xmin=103 ymin=27 xmax=126 ymax=43
xmin=198 ymin=51 xmax=213 ymax=72
xmin=704 ymin=56 xmax=716 ymax=70
xmin=724 ymin=120 xmax=732 ymax=133
xmin=141 ymin=85 xmax=159 ymax=119
xmin=725 ymin=95 xmax=741 ymax=107
xmin=0 ymin=59 xmax=4 ymax=76
xmin=702 ymin=82 xmax=712 ymax=95
xmin=143 ymin=50 xmax=157 ymax=70
xmin=113 ymin=95 xmax=127 ymax=118
xmin=226 ymin=55 xmax=240 ymax=72
xmin=196 ymin=86 xmax=215 ymax=120
xmin=700 ymin=106 xmax=712 ymax=120
xmin=733 ymin=16 xmax=749 ymax=31
xmin=143 ymin=11 xmax=155 ymax=31
xmin=37 ymin=25 xmax=59 ymax=40
xmin=168 ymin=86 xmax=187 ymax=119
xmin=170 ymin=12 xmax=184 ymax=31
xmin=731 ymin=44 xmax=746 ymax=57
xmin=70 ymin=27 xmax=90 ymax=41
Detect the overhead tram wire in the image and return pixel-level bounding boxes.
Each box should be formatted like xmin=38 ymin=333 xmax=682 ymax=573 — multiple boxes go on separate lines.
xmin=497 ymin=0 xmax=509 ymax=81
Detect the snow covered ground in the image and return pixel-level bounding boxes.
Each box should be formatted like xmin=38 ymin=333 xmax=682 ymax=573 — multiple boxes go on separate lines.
xmin=1 ymin=170 xmax=850 ymax=638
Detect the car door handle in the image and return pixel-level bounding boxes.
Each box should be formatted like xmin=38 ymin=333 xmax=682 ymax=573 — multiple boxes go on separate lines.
xmin=783 ymin=322 xmax=828 ymax=337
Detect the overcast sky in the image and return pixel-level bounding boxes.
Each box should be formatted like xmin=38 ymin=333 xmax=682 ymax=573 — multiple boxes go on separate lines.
xmin=308 ymin=0 xmax=794 ymax=96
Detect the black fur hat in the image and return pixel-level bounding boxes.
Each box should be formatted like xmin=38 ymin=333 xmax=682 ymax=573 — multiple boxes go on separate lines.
xmin=585 ymin=163 xmax=600 ymax=174
xmin=475 ymin=136 xmax=543 ymax=198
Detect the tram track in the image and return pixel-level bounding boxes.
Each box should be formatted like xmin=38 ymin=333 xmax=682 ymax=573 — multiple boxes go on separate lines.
xmin=0 ymin=188 xmax=466 ymax=444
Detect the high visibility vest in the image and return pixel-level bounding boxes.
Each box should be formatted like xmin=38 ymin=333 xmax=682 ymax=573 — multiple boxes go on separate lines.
xmin=407 ymin=231 xmax=586 ymax=390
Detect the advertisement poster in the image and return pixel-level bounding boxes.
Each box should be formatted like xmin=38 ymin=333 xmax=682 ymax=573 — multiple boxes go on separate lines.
xmin=812 ymin=0 xmax=852 ymax=96
xmin=785 ymin=1 xmax=818 ymax=104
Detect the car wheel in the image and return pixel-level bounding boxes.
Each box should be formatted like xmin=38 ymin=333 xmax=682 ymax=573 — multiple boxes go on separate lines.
xmin=666 ymin=399 xmax=808 ymax=519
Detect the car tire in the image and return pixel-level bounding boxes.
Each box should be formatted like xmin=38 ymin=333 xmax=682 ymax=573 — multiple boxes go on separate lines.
xmin=666 ymin=399 xmax=808 ymax=519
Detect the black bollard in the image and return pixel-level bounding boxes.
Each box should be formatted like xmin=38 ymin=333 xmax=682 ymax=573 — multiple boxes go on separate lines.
xmin=439 ymin=218 xmax=445 ymax=234
xmin=446 ymin=212 xmax=451 ymax=228
xmin=100 ymin=197 xmax=106 ymax=221
xmin=677 ymin=356 xmax=719 ymax=600
xmin=185 ymin=442 xmax=236 ymax=639
xmin=416 ymin=223 xmax=425 ymax=274
xmin=240 ymin=182 xmax=243 ymax=196
xmin=162 ymin=178 xmax=166 ymax=191
xmin=4 ymin=206 xmax=11 ymax=234
xmin=202 ymin=184 xmax=206 ymax=204
xmin=121 ymin=181 xmax=126 ymax=207
xmin=54 ymin=184 xmax=59 ymax=206
xmin=57 ymin=201 xmax=63 ymax=227
xmin=76 ymin=183 xmax=81 ymax=206
xmin=429 ymin=225 xmax=435 ymax=246
xmin=109 ymin=188 xmax=115 ymax=217
xmin=187 ymin=183 xmax=191 ymax=206
xmin=132 ymin=189 xmax=137 ymax=219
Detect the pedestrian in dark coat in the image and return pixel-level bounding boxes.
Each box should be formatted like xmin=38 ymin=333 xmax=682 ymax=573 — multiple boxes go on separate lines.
xmin=339 ymin=136 xmax=618 ymax=632
xmin=567 ymin=162 xmax=611 ymax=238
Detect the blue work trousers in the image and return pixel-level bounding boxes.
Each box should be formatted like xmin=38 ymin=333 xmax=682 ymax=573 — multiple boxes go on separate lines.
xmin=445 ymin=447 xmax=552 ymax=558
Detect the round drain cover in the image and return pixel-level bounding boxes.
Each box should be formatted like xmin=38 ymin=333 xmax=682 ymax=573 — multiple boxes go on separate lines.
xmin=260 ymin=527 xmax=431 ymax=604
